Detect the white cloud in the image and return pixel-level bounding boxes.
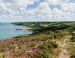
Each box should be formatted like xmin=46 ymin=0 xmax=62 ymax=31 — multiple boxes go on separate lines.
xmin=62 ymin=3 xmax=75 ymax=11
xmin=0 ymin=0 xmax=75 ymax=22
xmin=25 ymin=1 xmax=74 ymax=19
xmin=16 ymin=0 xmax=35 ymax=7
xmin=46 ymin=0 xmax=67 ymax=5
xmin=35 ymin=2 xmax=51 ymax=14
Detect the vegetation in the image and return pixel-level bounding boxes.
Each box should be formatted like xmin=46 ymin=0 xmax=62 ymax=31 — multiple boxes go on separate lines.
xmin=0 ymin=22 xmax=75 ymax=58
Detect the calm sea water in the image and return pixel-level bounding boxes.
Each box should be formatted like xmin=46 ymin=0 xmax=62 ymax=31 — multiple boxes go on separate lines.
xmin=0 ymin=23 xmax=32 ymax=40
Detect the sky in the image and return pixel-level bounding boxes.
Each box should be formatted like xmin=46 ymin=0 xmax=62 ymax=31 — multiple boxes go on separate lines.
xmin=0 ymin=0 xmax=75 ymax=22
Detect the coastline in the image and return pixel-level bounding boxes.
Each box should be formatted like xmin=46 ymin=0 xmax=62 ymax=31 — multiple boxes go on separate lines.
xmin=0 ymin=22 xmax=75 ymax=58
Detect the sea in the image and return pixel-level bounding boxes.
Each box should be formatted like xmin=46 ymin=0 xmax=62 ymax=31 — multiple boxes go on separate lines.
xmin=0 ymin=23 xmax=32 ymax=40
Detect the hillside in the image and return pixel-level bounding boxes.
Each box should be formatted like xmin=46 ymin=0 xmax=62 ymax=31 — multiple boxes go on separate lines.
xmin=0 ymin=22 xmax=75 ymax=58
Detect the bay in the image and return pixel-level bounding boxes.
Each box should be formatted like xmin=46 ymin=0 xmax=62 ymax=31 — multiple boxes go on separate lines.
xmin=0 ymin=23 xmax=32 ymax=40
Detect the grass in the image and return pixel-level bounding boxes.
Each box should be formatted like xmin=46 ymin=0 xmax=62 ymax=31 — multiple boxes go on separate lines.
xmin=0 ymin=22 xmax=75 ymax=58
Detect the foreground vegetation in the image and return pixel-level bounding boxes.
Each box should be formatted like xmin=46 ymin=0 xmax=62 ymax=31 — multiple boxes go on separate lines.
xmin=0 ymin=22 xmax=75 ymax=58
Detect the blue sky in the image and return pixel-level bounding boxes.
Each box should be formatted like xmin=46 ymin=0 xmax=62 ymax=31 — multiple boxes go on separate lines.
xmin=0 ymin=0 xmax=75 ymax=22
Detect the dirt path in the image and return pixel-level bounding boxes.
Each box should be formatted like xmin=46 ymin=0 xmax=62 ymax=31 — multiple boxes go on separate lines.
xmin=57 ymin=35 xmax=72 ymax=58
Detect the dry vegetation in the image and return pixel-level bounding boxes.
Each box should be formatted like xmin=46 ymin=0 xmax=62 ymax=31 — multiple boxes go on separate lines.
xmin=0 ymin=22 xmax=75 ymax=58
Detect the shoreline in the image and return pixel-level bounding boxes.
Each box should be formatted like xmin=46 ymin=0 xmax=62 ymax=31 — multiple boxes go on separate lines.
xmin=0 ymin=30 xmax=74 ymax=58
xmin=0 ymin=22 xmax=75 ymax=58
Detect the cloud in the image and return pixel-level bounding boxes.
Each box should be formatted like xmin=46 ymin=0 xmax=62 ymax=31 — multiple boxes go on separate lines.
xmin=62 ymin=3 xmax=75 ymax=11
xmin=16 ymin=0 xmax=35 ymax=7
xmin=46 ymin=0 xmax=67 ymax=5
xmin=26 ymin=1 xmax=75 ymax=18
xmin=0 ymin=0 xmax=75 ymax=22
